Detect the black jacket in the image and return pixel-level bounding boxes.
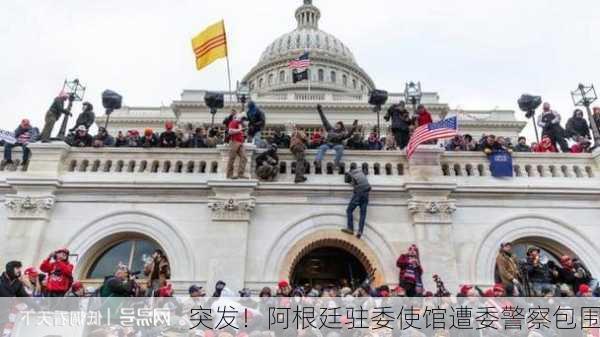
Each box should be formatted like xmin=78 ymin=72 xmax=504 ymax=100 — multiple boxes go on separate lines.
xmin=513 ymin=143 xmax=531 ymax=152
xmin=159 ymin=131 xmax=177 ymax=147
xmin=317 ymin=105 xmax=356 ymax=145
xmin=48 ymin=97 xmax=68 ymax=119
xmin=0 ymin=272 xmax=29 ymax=297
xmin=256 ymin=149 xmax=279 ymax=167
xmin=69 ymin=133 xmax=93 ymax=147
xmin=384 ymin=105 xmax=411 ymax=131
xmin=565 ymin=117 xmax=590 ymax=139
xmin=526 ymin=259 xmax=555 ymax=284
xmin=246 ymin=102 xmax=266 ymax=136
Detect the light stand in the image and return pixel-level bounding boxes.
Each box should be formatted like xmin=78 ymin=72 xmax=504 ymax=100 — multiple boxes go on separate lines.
xmin=102 ymin=89 xmax=123 ymax=130
xmin=518 ymin=94 xmax=543 ymax=143
xmin=56 ymin=79 xmax=86 ymax=140
xmin=404 ymin=81 xmax=422 ymax=117
xmin=236 ymin=81 xmax=250 ymax=113
xmin=571 ymin=83 xmax=599 ymax=146
xmin=204 ymin=92 xmax=224 ymax=127
xmin=368 ymin=89 xmax=388 ymax=140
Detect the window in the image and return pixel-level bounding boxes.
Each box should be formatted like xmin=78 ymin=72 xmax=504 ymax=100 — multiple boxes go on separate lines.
xmin=268 ymin=74 xmax=274 ymax=86
xmin=330 ymin=71 xmax=336 ymax=83
xmin=352 ymin=79 xmax=357 ymax=89
xmin=342 ymin=74 xmax=348 ymax=87
xmin=318 ymin=69 xmax=324 ymax=82
xmin=87 ymin=239 xmax=162 ymax=279
xmin=249 ymin=81 xmax=254 ymax=91
xmin=259 ymin=78 xmax=264 ymax=88
xmin=360 ymin=84 xmax=365 ymax=92
xmin=279 ymin=70 xmax=285 ymax=83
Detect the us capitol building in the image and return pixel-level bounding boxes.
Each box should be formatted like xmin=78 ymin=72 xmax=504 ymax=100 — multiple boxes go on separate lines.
xmin=1 ymin=0 xmax=599 ymax=293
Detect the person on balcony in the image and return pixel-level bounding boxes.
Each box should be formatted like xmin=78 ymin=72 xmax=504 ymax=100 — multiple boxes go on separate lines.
xmin=290 ymin=126 xmax=308 ymax=183
xmin=309 ymin=128 xmax=324 ymax=149
xmin=314 ymin=104 xmax=358 ymax=169
xmin=114 ymin=131 xmax=127 ymax=147
xmin=143 ymin=249 xmax=170 ymax=297
xmin=495 ymin=242 xmax=523 ymax=295
xmin=40 ymin=247 xmax=74 ymax=297
xmin=140 ymin=128 xmax=158 ymax=147
xmin=271 ymin=128 xmax=291 ymax=149
xmin=513 ymin=136 xmax=531 ymax=152
xmin=226 ymin=109 xmax=249 ymax=179
xmin=255 ymin=144 xmax=279 ymax=181
xmin=3 ymin=118 xmax=39 ymax=166
xmin=40 ymin=92 xmax=69 ymax=142
xmin=384 ymin=101 xmax=411 ymax=149
xmin=346 ymin=132 xmax=366 ymax=150
xmin=92 ymin=127 xmax=115 ymax=148
xmin=594 ymin=107 xmax=600 ymax=134
xmin=159 ymin=121 xmax=177 ymax=148
xmin=537 ymin=102 xmax=569 ymax=152
xmin=570 ymin=136 xmax=592 ymax=153
xmin=445 ymin=135 xmax=466 ymax=151
xmin=69 ymin=102 xmax=95 ymax=133
xmin=532 ymin=135 xmax=557 ymax=153
xmin=192 ymin=127 xmax=208 ymax=148
xmin=341 ymin=167 xmax=371 ymax=239
xmin=246 ymin=101 xmax=267 ymax=148
xmin=565 ymin=109 xmax=591 ymax=141
xmin=367 ymin=129 xmax=383 ymax=150
xmin=68 ymin=125 xmax=93 ymax=147
xmin=524 ymin=247 xmax=558 ymax=296
xmin=396 ymin=245 xmax=424 ymax=297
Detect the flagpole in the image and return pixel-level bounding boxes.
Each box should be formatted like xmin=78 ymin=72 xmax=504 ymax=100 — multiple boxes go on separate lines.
xmin=223 ymin=20 xmax=234 ymax=104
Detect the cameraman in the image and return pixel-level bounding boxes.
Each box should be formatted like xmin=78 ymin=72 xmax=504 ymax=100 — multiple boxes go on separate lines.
xmin=40 ymin=248 xmax=74 ymax=297
xmin=384 ymin=101 xmax=411 ymax=149
xmin=341 ymin=167 xmax=371 ymax=239
xmin=255 ymin=144 xmax=279 ymax=181
xmin=537 ymin=102 xmax=569 ymax=152
xmin=557 ymin=255 xmax=592 ymax=294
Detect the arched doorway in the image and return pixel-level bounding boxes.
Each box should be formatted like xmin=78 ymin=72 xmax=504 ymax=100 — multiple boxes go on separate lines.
xmin=291 ymin=246 xmax=368 ymax=288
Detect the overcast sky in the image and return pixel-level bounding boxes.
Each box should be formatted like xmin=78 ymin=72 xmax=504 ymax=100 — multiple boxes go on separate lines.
xmin=2 ymin=0 xmax=599 ymax=140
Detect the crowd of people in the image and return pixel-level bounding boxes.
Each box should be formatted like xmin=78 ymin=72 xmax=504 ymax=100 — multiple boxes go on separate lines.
xmin=3 ymin=98 xmax=600 ymax=169
xmin=1 ymin=241 xmax=597 ymax=300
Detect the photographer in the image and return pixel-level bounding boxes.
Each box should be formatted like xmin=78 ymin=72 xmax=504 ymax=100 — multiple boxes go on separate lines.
xmin=556 ymin=255 xmax=592 ymax=294
xmin=537 ymin=102 xmax=569 ymax=152
xmin=524 ymin=247 xmax=558 ymax=296
xmin=40 ymin=248 xmax=74 ymax=297
xmin=384 ymin=101 xmax=411 ymax=149
xmin=67 ymin=125 xmax=93 ymax=147
xmin=255 ymin=144 xmax=279 ymax=181
xmin=341 ymin=167 xmax=371 ymax=239
xmin=314 ymin=104 xmax=358 ymax=169
xmin=143 ymin=249 xmax=170 ymax=296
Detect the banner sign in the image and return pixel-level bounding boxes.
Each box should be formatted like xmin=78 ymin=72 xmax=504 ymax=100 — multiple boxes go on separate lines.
xmin=0 ymin=129 xmax=16 ymax=144
xmin=489 ymin=151 xmax=514 ymax=177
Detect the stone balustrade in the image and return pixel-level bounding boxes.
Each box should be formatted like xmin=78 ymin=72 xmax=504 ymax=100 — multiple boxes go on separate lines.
xmin=1 ymin=144 xmax=599 ymax=185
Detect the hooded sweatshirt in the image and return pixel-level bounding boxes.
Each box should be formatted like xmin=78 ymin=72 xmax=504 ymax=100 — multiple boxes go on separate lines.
xmin=347 ymin=168 xmax=371 ymax=194
xmin=40 ymin=257 xmax=73 ymax=293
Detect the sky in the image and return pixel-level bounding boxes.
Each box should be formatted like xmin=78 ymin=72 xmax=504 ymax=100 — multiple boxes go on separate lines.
xmin=1 ymin=0 xmax=599 ymax=140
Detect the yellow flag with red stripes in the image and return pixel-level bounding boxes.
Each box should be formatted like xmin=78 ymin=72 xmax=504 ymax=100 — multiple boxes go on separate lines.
xmin=191 ymin=20 xmax=228 ymax=71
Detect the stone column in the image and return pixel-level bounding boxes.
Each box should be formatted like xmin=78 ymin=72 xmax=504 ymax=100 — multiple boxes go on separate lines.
xmin=3 ymin=193 xmax=56 ymax=266
xmin=406 ymin=145 xmax=459 ymax=292
xmin=205 ymin=180 xmax=257 ymax=292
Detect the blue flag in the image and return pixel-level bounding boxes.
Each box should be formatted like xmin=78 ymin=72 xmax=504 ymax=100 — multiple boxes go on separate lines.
xmin=489 ymin=151 xmax=513 ymax=177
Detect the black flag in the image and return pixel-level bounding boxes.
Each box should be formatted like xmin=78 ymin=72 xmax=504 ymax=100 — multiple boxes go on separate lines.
xmin=293 ymin=69 xmax=309 ymax=83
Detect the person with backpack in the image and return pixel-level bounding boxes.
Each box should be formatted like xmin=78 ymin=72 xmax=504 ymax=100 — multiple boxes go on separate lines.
xmin=40 ymin=248 xmax=74 ymax=297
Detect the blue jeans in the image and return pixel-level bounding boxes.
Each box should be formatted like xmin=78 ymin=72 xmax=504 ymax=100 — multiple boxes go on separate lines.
xmin=346 ymin=191 xmax=369 ymax=234
xmin=4 ymin=143 xmax=30 ymax=162
xmin=251 ymin=131 xmax=266 ymax=148
xmin=315 ymin=143 xmax=344 ymax=165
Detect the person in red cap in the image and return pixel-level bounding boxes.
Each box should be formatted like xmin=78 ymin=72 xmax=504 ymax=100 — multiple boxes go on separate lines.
xmin=558 ymin=255 xmax=592 ymax=294
xmin=40 ymin=248 xmax=74 ymax=297
xmin=458 ymin=284 xmax=477 ymax=297
xmin=159 ymin=121 xmax=177 ymax=148
xmin=3 ymin=118 xmax=39 ymax=166
xmin=22 ymin=267 xmax=42 ymax=297
xmin=67 ymin=281 xmax=85 ymax=297
xmin=396 ymin=244 xmax=423 ymax=297
xmin=578 ymin=284 xmax=593 ymax=297
xmin=277 ymin=280 xmax=291 ymax=297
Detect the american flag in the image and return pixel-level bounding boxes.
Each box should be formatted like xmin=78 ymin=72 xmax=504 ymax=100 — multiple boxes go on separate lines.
xmin=406 ymin=116 xmax=458 ymax=159
xmin=288 ymin=52 xmax=311 ymax=70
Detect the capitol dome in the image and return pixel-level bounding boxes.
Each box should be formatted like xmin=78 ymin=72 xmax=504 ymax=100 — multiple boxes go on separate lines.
xmin=243 ymin=0 xmax=375 ymax=94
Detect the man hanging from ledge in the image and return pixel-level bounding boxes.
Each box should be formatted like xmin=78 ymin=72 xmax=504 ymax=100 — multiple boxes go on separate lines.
xmin=341 ymin=167 xmax=371 ymax=239
xmin=314 ymin=104 xmax=358 ymax=170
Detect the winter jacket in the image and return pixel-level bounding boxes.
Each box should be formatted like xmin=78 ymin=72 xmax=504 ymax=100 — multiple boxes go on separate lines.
xmin=272 ymin=133 xmax=291 ymax=149
xmin=416 ymin=109 xmax=433 ymax=126
xmin=48 ymin=97 xmax=68 ymax=119
xmin=246 ymin=102 xmax=266 ymax=136
xmin=100 ymin=276 xmax=135 ymax=297
xmin=396 ymin=254 xmax=423 ymax=285
xmin=143 ymin=257 xmax=170 ymax=285
xmin=538 ymin=110 xmax=566 ymax=137
xmin=317 ymin=106 xmax=356 ymax=145
xmin=40 ymin=258 xmax=74 ymax=293
xmin=256 ymin=149 xmax=279 ymax=167
xmin=525 ymin=258 xmax=555 ymax=284
xmin=385 ymin=105 xmax=411 ymax=131
xmin=346 ymin=135 xmax=365 ymax=150
xmin=513 ymin=143 xmax=531 ymax=152
xmin=495 ymin=251 xmax=521 ymax=287
xmin=0 ymin=272 xmax=29 ymax=297
xmin=159 ymin=131 xmax=177 ymax=147
xmin=140 ymin=134 xmax=158 ymax=148
xmin=74 ymin=110 xmax=95 ymax=129
xmin=68 ymin=133 xmax=93 ymax=147
xmin=565 ymin=116 xmax=590 ymax=139
xmin=290 ymin=130 xmax=308 ymax=153
xmin=14 ymin=126 xmax=39 ymax=145
xmin=94 ymin=134 xmax=115 ymax=147
xmin=347 ymin=168 xmax=371 ymax=194
xmin=557 ymin=265 xmax=591 ymax=292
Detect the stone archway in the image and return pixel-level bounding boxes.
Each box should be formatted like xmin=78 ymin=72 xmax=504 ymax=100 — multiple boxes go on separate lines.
xmin=278 ymin=229 xmax=385 ymax=286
